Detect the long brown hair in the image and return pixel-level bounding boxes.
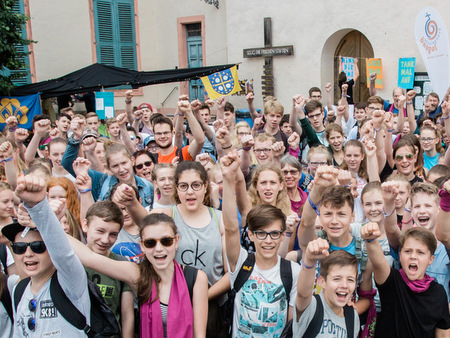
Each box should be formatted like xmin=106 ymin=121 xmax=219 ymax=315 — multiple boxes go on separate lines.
xmin=137 ymin=213 xmax=178 ymax=305
xmin=341 ymin=139 xmax=368 ymax=181
xmin=47 ymin=177 xmax=81 ymax=226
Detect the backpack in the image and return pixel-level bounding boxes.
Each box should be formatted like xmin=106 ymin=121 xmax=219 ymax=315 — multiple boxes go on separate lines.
xmin=0 ymin=243 xmax=7 ymax=274
xmin=182 ymin=265 xmax=198 ymax=303
xmin=14 ymin=271 xmax=120 ymax=338
xmin=300 ymin=294 xmax=355 ymax=338
xmin=1 ymin=273 xmax=13 ymax=323
xmin=225 ymin=253 xmax=293 ymax=337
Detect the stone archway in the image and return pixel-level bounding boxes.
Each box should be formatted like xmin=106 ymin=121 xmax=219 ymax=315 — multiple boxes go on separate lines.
xmin=334 ymin=30 xmax=374 ymax=104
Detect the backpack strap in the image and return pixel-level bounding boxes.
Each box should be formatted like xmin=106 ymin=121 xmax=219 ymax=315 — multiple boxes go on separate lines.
xmin=354 ymin=237 xmax=368 ymax=271
xmin=49 ymin=271 xmax=91 ymax=335
xmin=0 ymin=244 xmax=7 ymax=274
xmin=209 ymin=207 xmax=220 ymax=230
xmin=344 ymin=305 xmax=355 ymax=338
xmin=182 ymin=265 xmax=198 ymax=304
xmin=1 ymin=274 xmax=13 ymax=322
xmin=303 ymin=294 xmax=324 ymax=338
xmin=13 ymin=277 xmax=31 ymax=312
xmin=232 ymin=253 xmax=255 ymax=293
xmin=99 ymin=175 xmax=113 ymax=201
xmin=280 ymin=258 xmax=293 ymax=305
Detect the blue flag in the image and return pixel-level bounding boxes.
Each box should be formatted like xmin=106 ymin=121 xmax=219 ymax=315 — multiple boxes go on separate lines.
xmin=0 ymin=94 xmax=42 ymax=130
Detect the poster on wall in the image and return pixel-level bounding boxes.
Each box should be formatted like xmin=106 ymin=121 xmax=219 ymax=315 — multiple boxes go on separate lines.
xmin=95 ymin=92 xmax=114 ymax=119
xmin=366 ymin=58 xmax=383 ymax=89
xmin=398 ymin=58 xmax=416 ymax=89
xmin=341 ymin=57 xmax=355 ymax=80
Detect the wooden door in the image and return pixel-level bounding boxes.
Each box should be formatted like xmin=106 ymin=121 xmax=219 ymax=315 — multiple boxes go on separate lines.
xmin=334 ymin=31 xmax=374 ymax=104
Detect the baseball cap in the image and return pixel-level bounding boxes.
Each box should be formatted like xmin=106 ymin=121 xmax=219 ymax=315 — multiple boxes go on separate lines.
xmin=2 ymin=222 xmax=37 ymax=242
xmin=138 ymin=103 xmax=153 ymax=111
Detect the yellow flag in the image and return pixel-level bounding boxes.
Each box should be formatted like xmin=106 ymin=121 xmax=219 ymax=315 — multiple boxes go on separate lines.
xmin=201 ymin=65 xmax=242 ymax=100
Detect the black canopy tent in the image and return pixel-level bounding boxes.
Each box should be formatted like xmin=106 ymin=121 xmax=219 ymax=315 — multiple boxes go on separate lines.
xmin=11 ymin=63 xmax=237 ymax=99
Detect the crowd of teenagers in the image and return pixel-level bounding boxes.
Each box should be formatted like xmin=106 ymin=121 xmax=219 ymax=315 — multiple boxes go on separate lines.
xmin=1 ymin=68 xmax=450 ymax=338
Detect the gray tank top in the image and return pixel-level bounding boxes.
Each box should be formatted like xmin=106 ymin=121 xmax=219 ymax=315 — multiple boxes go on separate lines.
xmin=173 ymin=206 xmax=223 ymax=285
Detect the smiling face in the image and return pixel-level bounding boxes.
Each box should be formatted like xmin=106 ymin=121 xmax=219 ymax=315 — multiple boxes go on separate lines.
xmin=281 ymin=163 xmax=300 ymax=190
xmin=108 ymin=152 xmax=134 ymax=184
xmin=254 ymin=140 xmax=274 ymax=164
xmin=344 ymin=145 xmax=364 ymax=173
xmin=426 ymin=95 xmax=440 ymax=111
xmin=318 ymin=202 xmax=353 ymax=242
xmin=248 ymin=220 xmax=285 ymax=261
xmin=134 ymin=153 xmax=154 ymax=181
xmin=411 ymin=192 xmax=438 ymax=233
xmin=400 ymin=237 xmax=434 ymax=280
xmin=49 ymin=142 xmax=67 ymax=169
xmin=0 ymin=189 xmax=14 ymax=219
xmin=354 ymin=108 xmax=366 ymax=122
xmin=394 ymin=146 xmax=417 ymax=179
xmin=256 ymin=170 xmax=283 ymax=206
xmin=56 ymin=116 xmax=70 ymax=133
xmin=362 ymin=189 xmax=384 ymax=224
xmin=420 ymin=129 xmax=438 ymax=152
xmin=176 ymin=170 xmax=206 ymax=211
xmin=153 ymin=123 xmax=174 ymax=149
xmin=14 ymin=230 xmax=54 ymax=280
xmin=82 ymin=216 xmax=120 ymax=256
xmin=320 ymin=264 xmax=357 ymax=314
xmin=328 ymin=131 xmax=344 ymax=153
xmin=140 ymin=222 xmax=179 ymax=272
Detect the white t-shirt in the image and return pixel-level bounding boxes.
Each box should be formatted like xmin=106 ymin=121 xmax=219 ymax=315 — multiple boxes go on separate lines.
xmin=227 ymin=247 xmax=301 ymax=337
xmin=293 ymin=293 xmax=359 ymax=337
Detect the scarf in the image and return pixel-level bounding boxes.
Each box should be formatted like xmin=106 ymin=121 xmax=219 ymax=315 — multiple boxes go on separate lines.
xmin=399 ymin=268 xmax=434 ymax=293
xmin=358 ymin=288 xmax=377 ymax=337
xmin=439 ymin=188 xmax=450 ymax=212
xmin=140 ymin=261 xmax=194 ymax=338
xmin=389 ymin=103 xmax=407 ymax=117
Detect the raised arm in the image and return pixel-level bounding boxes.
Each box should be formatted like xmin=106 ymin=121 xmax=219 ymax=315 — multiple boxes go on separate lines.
xmin=25 ymin=119 xmax=51 ymax=165
xmin=117 ymin=113 xmax=137 ymax=155
xmin=406 ymin=90 xmax=417 ymax=134
xmin=81 ymin=136 xmax=104 ymax=172
xmin=111 ymin=183 xmax=149 ymax=225
xmin=437 ymin=181 xmax=450 ymax=248
xmin=325 ymin=83 xmax=333 ymax=112
xmin=353 ymin=57 xmax=359 ymax=81
xmin=295 ymin=239 xmax=330 ymax=319
xmin=181 ymin=102 xmax=205 ymax=160
xmin=381 ymin=182 xmax=401 ymax=250
xmin=215 ymin=96 xmax=226 ymax=121
xmin=360 ymin=222 xmax=391 ymax=285
xmin=220 ymin=150 xmax=243 ymax=271
xmin=363 ymin=139 xmax=380 ymax=182
xmin=246 ymin=92 xmax=259 ymax=120
xmin=192 ymin=99 xmax=214 ymax=142
xmin=74 ymin=158 xmax=95 ymax=221
xmin=369 ymin=73 xmax=377 ymax=97
xmin=0 ymin=141 xmax=18 ymax=190
xmin=372 ymin=110 xmax=387 ymax=173
xmin=298 ymin=166 xmax=339 ymax=251
xmin=395 ymin=95 xmax=406 ymax=134
xmin=124 ymin=90 xmax=134 ymax=125
xmin=289 ymin=95 xmax=305 ymax=136
xmin=239 ymin=134 xmax=254 ymax=176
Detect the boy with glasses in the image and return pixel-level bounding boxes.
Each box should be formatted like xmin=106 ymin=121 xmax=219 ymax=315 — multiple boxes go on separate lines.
xmin=2 ymin=175 xmax=90 ymax=337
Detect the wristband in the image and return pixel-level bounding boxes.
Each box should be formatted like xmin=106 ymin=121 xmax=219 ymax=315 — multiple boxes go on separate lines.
xmin=386 ymin=128 xmax=395 ymax=133
xmin=1 ymin=157 xmax=13 ymax=163
xmin=403 ymin=207 xmax=411 ymax=213
xmin=383 ymin=208 xmax=395 ymax=217
xmin=286 ymin=232 xmax=293 ymax=238
xmin=175 ymin=113 xmax=185 ymax=117
xmin=8 ymin=127 xmax=17 ymax=132
xmin=406 ymin=102 xmax=413 ymax=106
xmin=364 ymin=239 xmax=375 ymax=243
xmin=341 ymin=184 xmax=350 ymax=188
xmin=222 ymin=144 xmax=232 ymax=150
xmin=308 ymin=195 xmax=321 ymax=216
xmin=242 ymin=146 xmax=252 ymax=151
xmin=402 ymin=218 xmax=413 ymax=224
xmin=125 ymin=99 xmax=132 ymax=104
xmin=374 ymin=127 xmax=382 ymax=132
xmin=301 ymin=259 xmax=318 ymax=269
xmin=78 ymin=188 xmax=92 ymax=194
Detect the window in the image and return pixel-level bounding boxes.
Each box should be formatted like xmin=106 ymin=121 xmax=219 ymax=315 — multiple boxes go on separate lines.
xmin=0 ymin=0 xmax=31 ymax=86
xmin=93 ymin=0 xmax=137 ymax=70
xmin=186 ymin=23 xmax=203 ymax=101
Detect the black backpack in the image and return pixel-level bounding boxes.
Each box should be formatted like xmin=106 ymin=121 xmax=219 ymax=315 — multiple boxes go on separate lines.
xmin=14 ymin=271 xmax=120 ymax=337
xmin=1 ymin=273 xmax=13 ymax=323
xmin=225 ymin=253 xmax=293 ymax=337
xmin=182 ymin=265 xmax=198 ymax=303
xmin=0 ymin=243 xmax=7 ymax=274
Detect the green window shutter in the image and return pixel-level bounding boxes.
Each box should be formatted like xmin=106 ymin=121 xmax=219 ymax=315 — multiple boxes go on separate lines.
xmin=94 ymin=0 xmax=137 ymax=70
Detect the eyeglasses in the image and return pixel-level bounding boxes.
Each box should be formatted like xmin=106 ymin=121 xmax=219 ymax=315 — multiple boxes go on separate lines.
xmin=28 ymin=299 xmax=37 ymax=331
xmin=366 ymin=106 xmax=379 ymax=111
xmin=282 ymin=170 xmax=299 ymax=176
xmin=307 ymin=113 xmax=322 ymax=119
xmin=147 ymin=145 xmax=160 ymax=151
xmin=419 ymin=137 xmax=436 ymax=143
xmin=11 ymin=241 xmax=47 ymax=255
xmin=309 ymin=161 xmax=328 ymax=167
xmin=252 ymin=230 xmax=284 ymax=240
xmin=142 ymin=236 xmax=176 ymax=248
xmin=135 ymin=161 xmax=153 ymax=170
xmin=254 ymin=148 xmax=272 ymax=154
xmin=154 ymin=131 xmax=172 ymax=137
xmin=395 ymin=153 xmax=414 ymax=161
xmin=176 ymin=181 xmax=204 ymax=192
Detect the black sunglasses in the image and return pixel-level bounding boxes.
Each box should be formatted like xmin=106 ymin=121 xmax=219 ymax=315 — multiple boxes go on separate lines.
xmin=142 ymin=237 xmax=175 ymax=249
xmin=135 ymin=161 xmax=153 ymax=170
xmin=11 ymin=241 xmax=47 ymax=255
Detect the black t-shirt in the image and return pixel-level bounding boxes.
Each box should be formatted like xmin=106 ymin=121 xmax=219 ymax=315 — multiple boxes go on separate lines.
xmin=375 ymin=268 xmax=450 ymax=337
xmin=339 ymin=79 xmax=355 ymax=104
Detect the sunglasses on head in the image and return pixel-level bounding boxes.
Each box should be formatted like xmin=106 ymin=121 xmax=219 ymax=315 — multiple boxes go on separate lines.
xmin=11 ymin=241 xmax=47 ymax=255
xmin=142 ymin=236 xmax=175 ymax=249
xmin=395 ymin=153 xmax=414 ymax=161
xmin=135 ymin=161 xmax=153 ymax=170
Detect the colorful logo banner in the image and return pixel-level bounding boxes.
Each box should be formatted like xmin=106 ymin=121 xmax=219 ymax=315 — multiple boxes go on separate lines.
xmin=201 ymin=65 xmax=242 ymax=100
xmin=366 ymin=58 xmax=383 ymax=89
xmin=398 ymin=58 xmax=416 ymax=89
xmin=0 ymin=93 xmax=42 ymax=130
xmin=415 ymin=7 xmax=449 ymax=100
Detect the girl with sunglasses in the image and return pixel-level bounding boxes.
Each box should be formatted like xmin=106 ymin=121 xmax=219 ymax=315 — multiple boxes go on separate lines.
xmin=132 ymin=150 xmax=155 ymax=182
xmin=66 ymin=212 xmax=208 ymax=337
xmin=392 ymin=138 xmax=423 ymax=185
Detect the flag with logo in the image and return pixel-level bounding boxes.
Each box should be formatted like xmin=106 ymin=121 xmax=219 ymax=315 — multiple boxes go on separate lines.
xmin=0 ymin=93 xmax=42 ymax=130
xmin=201 ymin=65 xmax=242 ymax=100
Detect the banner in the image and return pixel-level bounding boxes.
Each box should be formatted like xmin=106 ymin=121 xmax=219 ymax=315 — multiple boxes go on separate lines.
xmin=201 ymin=65 xmax=242 ymax=100
xmin=341 ymin=57 xmax=355 ymax=80
xmin=0 ymin=93 xmax=42 ymax=130
xmin=415 ymin=7 xmax=450 ymax=100
xmin=95 ymin=92 xmax=114 ymax=120
xmin=398 ymin=58 xmax=416 ymax=89
xmin=366 ymin=58 xmax=383 ymax=88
